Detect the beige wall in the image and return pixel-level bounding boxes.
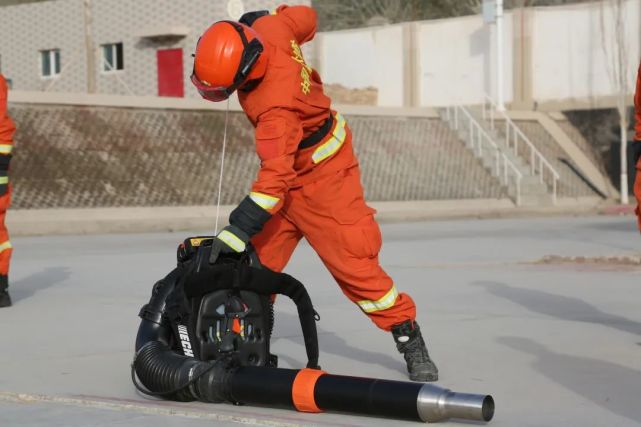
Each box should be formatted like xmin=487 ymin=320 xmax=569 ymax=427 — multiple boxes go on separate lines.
xmin=317 ymin=0 xmax=641 ymax=109
xmin=530 ymin=0 xmax=640 ymax=106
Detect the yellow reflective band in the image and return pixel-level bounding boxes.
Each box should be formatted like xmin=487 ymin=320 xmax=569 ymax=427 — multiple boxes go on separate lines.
xmin=218 ymin=230 xmax=246 ymax=253
xmin=249 ymin=192 xmax=279 ymax=211
xmin=0 ymin=145 xmax=12 ymax=155
xmin=0 ymin=241 xmax=12 ymax=252
xmin=357 ymin=285 xmax=399 ymax=313
xmin=0 ymin=177 xmax=8 ymax=185
xmin=312 ymin=113 xmax=347 ymax=164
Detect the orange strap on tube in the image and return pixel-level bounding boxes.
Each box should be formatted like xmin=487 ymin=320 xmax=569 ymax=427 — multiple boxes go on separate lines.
xmin=291 ymin=368 xmax=326 ymax=413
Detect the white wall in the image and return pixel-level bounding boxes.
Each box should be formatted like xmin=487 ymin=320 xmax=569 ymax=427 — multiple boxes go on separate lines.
xmin=319 ymin=13 xmax=514 ymax=108
xmin=317 ymin=0 xmax=640 ymax=108
xmin=319 ymin=24 xmax=405 ymax=107
xmin=417 ymin=14 xmax=513 ymax=107
xmin=531 ymin=0 xmax=641 ymax=104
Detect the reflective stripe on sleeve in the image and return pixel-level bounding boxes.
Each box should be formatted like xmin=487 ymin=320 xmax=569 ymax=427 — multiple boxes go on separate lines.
xmin=312 ymin=113 xmax=347 ymax=164
xmin=249 ymin=192 xmax=280 ymax=211
xmin=217 ymin=230 xmax=246 ymax=252
xmin=0 ymin=241 xmax=12 ymax=253
xmin=357 ymin=285 xmax=399 ymax=313
xmin=0 ymin=177 xmax=8 ymax=185
xmin=0 ymin=145 xmax=12 ymax=155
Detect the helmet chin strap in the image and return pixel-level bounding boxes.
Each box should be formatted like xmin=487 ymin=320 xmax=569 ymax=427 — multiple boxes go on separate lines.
xmin=214 ymin=98 xmax=230 ymax=234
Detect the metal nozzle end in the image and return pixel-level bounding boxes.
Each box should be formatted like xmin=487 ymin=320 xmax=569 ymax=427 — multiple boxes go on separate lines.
xmin=417 ymin=383 xmax=495 ymax=423
xmin=481 ymin=395 xmax=495 ymax=422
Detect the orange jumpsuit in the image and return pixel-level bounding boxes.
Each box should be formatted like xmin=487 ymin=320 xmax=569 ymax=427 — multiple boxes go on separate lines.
xmin=0 ymin=75 xmax=14 ymax=282
xmin=237 ymin=5 xmax=415 ymax=331
xmin=634 ymin=61 xmax=641 ymax=231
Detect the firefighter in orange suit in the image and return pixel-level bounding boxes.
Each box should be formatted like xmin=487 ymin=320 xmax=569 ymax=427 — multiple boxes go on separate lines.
xmin=191 ymin=5 xmax=438 ymax=382
xmin=0 ymin=75 xmax=14 ymax=308
xmin=634 ymin=60 xmax=641 ymax=232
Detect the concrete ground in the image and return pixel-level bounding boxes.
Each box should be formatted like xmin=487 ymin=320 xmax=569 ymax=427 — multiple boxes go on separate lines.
xmin=0 ymin=215 xmax=639 ymax=426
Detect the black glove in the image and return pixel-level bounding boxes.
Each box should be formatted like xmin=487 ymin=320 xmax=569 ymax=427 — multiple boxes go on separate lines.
xmin=209 ymin=225 xmax=250 ymax=264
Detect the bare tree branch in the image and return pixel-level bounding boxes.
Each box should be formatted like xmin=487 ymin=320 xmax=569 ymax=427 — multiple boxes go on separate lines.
xmin=313 ymin=0 xmax=595 ymax=31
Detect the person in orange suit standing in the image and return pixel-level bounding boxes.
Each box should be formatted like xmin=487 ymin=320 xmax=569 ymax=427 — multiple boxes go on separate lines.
xmin=191 ymin=5 xmax=438 ymax=381
xmin=0 ymin=74 xmax=14 ymax=307
xmin=633 ymin=60 xmax=641 ymax=232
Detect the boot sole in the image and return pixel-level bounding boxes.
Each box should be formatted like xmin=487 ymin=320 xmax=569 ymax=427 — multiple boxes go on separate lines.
xmin=0 ymin=293 xmax=12 ymax=308
xmin=410 ymin=372 xmax=439 ymax=382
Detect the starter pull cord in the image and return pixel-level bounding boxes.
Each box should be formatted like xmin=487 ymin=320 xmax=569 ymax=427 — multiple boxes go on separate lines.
xmin=214 ymin=98 xmax=230 ymax=235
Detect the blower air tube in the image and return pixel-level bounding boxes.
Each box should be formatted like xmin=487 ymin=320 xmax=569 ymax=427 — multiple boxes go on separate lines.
xmin=133 ymin=271 xmax=494 ymax=423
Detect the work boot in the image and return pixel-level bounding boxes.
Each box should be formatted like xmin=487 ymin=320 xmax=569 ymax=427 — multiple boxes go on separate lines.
xmin=0 ymin=275 xmax=11 ymax=308
xmin=392 ymin=320 xmax=438 ymax=382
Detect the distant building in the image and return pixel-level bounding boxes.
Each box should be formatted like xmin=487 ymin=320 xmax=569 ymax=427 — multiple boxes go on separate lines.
xmin=0 ymin=0 xmax=307 ymax=97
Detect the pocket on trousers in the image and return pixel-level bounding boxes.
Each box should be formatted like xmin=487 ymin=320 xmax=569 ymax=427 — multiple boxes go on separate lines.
xmin=340 ymin=215 xmax=382 ymax=259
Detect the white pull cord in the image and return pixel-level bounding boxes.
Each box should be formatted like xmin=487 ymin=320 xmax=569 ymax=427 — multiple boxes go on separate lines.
xmin=214 ymin=98 xmax=230 ymax=235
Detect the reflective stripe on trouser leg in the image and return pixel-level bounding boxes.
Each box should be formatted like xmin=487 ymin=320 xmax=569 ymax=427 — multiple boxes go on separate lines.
xmin=287 ymin=171 xmax=416 ymax=330
xmin=357 ymin=285 xmax=399 ymax=313
xmin=0 ymin=240 xmax=11 ymax=252
xmin=0 ymin=248 xmax=10 ymax=276
xmin=0 ymin=208 xmax=10 ymax=276
xmin=0 ymin=240 xmax=11 ymax=276
xmin=310 ymin=227 xmax=416 ymax=331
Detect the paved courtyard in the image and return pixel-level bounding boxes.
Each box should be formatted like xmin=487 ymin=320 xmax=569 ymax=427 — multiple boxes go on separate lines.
xmin=0 ymin=215 xmax=639 ymax=426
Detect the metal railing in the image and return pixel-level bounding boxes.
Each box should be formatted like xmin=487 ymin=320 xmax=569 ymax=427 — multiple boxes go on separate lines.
xmin=481 ymin=95 xmax=559 ymax=204
xmin=445 ymin=104 xmax=523 ymax=206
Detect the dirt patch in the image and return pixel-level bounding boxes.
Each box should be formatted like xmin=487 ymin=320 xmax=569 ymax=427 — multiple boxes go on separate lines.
xmin=324 ymin=84 xmax=377 ymax=105
xmin=534 ymin=255 xmax=641 ymax=270
xmin=537 ymin=255 xmax=641 ymax=265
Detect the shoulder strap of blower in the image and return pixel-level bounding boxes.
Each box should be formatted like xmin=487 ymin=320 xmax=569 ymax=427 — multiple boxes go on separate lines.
xmin=237 ymin=263 xmax=321 ymax=369
xmin=178 ymin=244 xmax=320 ymax=369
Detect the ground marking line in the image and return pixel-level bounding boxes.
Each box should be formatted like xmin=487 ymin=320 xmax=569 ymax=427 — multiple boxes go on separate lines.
xmin=0 ymin=391 xmax=310 ymax=427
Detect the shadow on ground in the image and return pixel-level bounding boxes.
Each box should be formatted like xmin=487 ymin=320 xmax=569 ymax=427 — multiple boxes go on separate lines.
xmin=475 ymin=281 xmax=641 ymax=337
xmin=579 ymin=220 xmax=638 ymax=233
xmin=499 ymin=336 xmax=641 ymax=424
xmin=11 ymin=266 xmax=71 ymax=303
xmin=273 ymin=311 xmax=404 ymax=375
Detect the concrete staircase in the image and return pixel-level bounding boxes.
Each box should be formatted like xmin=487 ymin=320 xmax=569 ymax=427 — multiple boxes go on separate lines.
xmin=440 ymin=103 xmax=559 ymax=207
xmin=468 ymin=107 xmax=553 ymax=206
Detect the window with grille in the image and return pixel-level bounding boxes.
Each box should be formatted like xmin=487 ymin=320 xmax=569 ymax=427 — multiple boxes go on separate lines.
xmin=40 ymin=49 xmax=61 ymax=78
xmin=102 ymin=43 xmax=124 ymax=72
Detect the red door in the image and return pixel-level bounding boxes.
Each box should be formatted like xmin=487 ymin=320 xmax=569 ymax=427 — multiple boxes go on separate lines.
xmin=157 ymin=49 xmax=184 ymax=97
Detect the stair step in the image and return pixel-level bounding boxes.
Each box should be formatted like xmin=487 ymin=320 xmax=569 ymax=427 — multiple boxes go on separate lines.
xmin=517 ymin=194 xmax=556 ymax=207
xmin=439 ymin=107 xmax=555 ymax=205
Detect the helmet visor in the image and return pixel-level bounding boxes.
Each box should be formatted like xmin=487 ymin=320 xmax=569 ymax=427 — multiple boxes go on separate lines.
xmin=190 ymin=73 xmax=232 ymax=102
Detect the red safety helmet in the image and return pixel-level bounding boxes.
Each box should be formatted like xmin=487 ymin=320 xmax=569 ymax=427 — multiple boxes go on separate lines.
xmin=192 ymin=21 xmax=266 ymax=102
